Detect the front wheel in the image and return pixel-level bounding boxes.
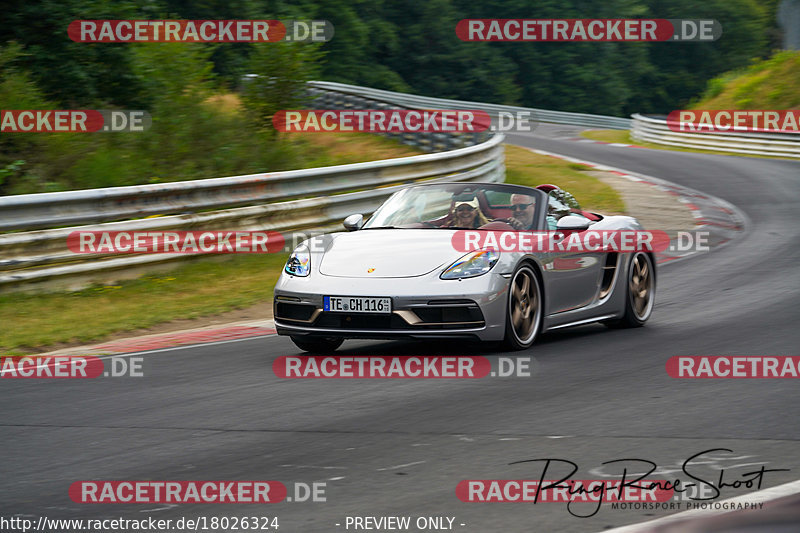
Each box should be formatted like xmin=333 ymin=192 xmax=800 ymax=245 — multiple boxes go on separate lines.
xmin=606 ymin=252 xmax=655 ymax=328
xmin=502 ymin=264 xmax=543 ymax=351
xmin=290 ymin=336 xmax=344 ymax=354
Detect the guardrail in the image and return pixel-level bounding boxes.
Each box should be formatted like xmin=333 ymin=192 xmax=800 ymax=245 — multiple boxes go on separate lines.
xmin=631 ymin=114 xmax=800 ymax=158
xmin=309 ymin=81 xmax=633 ymax=130
xmin=0 ymin=131 xmax=505 ymax=291
xmin=17 ymin=78 xmax=790 ymax=292
xmin=307 ymin=89 xmax=491 ymax=152
xmin=0 ymin=131 xmax=502 ymax=233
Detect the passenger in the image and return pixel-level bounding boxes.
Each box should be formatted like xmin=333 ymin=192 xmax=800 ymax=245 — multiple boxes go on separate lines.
xmin=446 ymin=197 xmax=490 ymax=228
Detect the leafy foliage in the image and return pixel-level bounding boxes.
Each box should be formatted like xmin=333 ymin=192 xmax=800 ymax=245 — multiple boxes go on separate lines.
xmin=241 ymin=41 xmax=323 ymax=130
xmin=0 ymin=41 xmax=319 ymax=194
xmin=690 ymin=50 xmax=800 ymax=109
xmin=0 ymin=0 xmax=785 ymax=194
xmin=1 ymin=0 xmax=780 ymax=114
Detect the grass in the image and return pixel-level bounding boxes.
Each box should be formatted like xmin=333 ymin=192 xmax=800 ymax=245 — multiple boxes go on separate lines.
xmin=212 ymin=93 xmax=422 ymax=166
xmin=504 ymin=144 xmax=624 ymax=214
xmin=2 ymin=142 xmax=624 ymax=353
xmin=579 ymin=52 xmax=800 ymax=160
xmin=2 ymin=254 xmax=288 ymax=353
xmin=285 ymin=131 xmax=421 ymax=165
xmin=211 ymin=93 xmax=422 ymax=167
xmin=1 ymin=87 xmax=421 ymax=195
xmin=690 ymin=51 xmax=800 ymax=110
xmin=579 ymin=130 xmax=632 ymax=144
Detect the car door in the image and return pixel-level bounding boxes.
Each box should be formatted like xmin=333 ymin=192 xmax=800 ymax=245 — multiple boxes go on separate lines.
xmin=540 ymin=192 xmax=605 ymax=314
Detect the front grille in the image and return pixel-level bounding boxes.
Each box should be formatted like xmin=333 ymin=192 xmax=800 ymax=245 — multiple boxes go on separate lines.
xmin=315 ymin=313 xmax=403 ymax=329
xmin=313 ymin=304 xmax=484 ymax=331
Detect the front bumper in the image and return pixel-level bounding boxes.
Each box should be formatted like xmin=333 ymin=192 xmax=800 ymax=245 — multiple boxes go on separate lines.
xmin=273 ymin=271 xmax=509 ymax=342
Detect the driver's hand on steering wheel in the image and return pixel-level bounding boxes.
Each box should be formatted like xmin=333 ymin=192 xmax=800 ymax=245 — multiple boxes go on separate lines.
xmin=504 ymin=217 xmax=525 ymax=230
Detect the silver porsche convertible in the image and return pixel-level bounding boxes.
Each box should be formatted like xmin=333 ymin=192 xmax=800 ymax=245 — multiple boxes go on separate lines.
xmin=274 ymin=182 xmax=655 ymax=353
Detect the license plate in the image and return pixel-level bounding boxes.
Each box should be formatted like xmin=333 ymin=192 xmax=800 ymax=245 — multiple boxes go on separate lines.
xmin=324 ymin=296 xmax=392 ymax=314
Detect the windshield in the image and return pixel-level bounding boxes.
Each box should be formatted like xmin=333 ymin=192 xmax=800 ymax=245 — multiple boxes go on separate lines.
xmin=545 ymin=188 xmax=588 ymax=229
xmin=547 ymin=188 xmax=581 ymax=217
xmin=362 ymin=183 xmax=542 ymax=230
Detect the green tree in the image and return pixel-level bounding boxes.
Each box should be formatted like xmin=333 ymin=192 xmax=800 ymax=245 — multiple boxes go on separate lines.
xmin=628 ymin=0 xmax=769 ymax=113
xmin=0 ymin=0 xmax=154 ymax=107
xmin=241 ymin=41 xmax=323 ymax=132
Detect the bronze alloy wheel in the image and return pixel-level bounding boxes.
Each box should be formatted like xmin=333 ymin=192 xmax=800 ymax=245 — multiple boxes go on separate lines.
xmin=629 ymin=252 xmax=654 ymax=321
xmin=505 ymin=264 xmax=542 ymax=349
xmin=605 ymin=252 xmax=656 ymax=329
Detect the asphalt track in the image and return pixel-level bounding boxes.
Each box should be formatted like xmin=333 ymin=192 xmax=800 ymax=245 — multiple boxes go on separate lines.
xmin=2 ymin=125 xmax=800 ymax=532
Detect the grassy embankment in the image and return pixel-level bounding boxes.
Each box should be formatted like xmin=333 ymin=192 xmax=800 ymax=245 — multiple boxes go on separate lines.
xmin=581 ymin=51 xmax=800 ymax=157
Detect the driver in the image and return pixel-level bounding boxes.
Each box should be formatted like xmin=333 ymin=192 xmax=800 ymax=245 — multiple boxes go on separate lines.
xmin=506 ymin=193 xmax=536 ymax=230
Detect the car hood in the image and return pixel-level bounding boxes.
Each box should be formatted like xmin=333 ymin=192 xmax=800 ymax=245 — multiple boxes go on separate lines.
xmin=318 ymin=229 xmax=463 ymax=278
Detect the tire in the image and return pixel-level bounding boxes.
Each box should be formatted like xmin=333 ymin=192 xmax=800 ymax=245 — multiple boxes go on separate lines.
xmin=290 ymin=336 xmax=344 ymax=354
xmin=502 ymin=263 xmax=543 ymax=351
xmin=606 ymin=252 xmax=655 ymax=328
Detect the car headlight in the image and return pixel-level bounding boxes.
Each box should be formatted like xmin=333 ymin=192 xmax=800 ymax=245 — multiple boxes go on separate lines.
xmin=440 ymin=250 xmax=499 ymax=280
xmin=284 ymin=246 xmax=311 ymax=277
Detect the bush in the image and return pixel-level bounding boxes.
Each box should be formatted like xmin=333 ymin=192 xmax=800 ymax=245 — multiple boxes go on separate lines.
xmin=0 ymin=41 xmax=324 ymax=194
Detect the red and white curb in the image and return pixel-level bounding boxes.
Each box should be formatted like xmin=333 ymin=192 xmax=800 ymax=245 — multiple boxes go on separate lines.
xmin=29 ymin=319 xmax=276 ymax=358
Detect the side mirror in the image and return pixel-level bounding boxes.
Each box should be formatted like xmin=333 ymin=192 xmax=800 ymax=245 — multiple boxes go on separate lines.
xmin=343 ymin=214 xmax=364 ymax=231
xmin=556 ymin=215 xmax=591 ymax=231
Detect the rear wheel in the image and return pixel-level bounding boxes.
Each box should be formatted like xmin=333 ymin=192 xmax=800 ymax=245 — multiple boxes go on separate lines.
xmin=290 ymin=336 xmax=344 ymax=354
xmin=606 ymin=252 xmax=654 ymax=328
xmin=502 ymin=264 xmax=543 ymax=351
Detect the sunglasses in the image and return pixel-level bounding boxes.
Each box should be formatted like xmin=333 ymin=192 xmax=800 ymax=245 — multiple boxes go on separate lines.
xmin=510 ymin=203 xmax=533 ymax=212
xmin=456 ymin=205 xmax=476 ymax=213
